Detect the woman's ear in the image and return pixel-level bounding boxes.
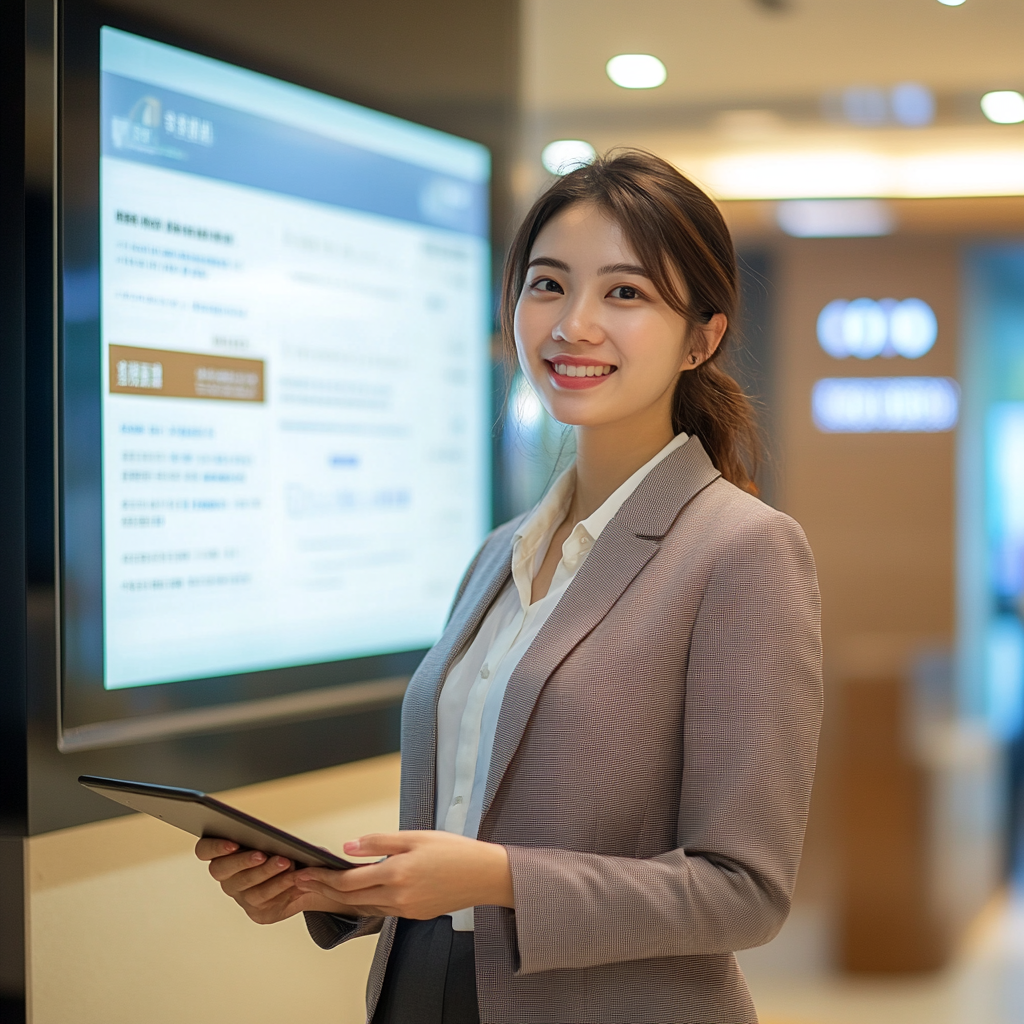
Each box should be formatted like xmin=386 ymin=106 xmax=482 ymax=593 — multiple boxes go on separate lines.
xmin=681 ymin=313 xmax=728 ymax=371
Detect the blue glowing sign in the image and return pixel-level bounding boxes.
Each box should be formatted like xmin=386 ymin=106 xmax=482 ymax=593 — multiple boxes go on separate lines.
xmin=812 ymin=377 xmax=959 ymax=433
xmin=817 ymin=298 xmax=937 ymax=359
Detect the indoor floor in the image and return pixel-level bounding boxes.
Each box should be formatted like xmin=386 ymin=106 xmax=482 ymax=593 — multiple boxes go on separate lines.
xmin=740 ymin=889 xmax=1024 ymax=1024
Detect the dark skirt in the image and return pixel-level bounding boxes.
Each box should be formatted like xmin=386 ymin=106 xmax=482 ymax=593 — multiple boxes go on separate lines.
xmin=371 ymin=916 xmax=480 ymax=1024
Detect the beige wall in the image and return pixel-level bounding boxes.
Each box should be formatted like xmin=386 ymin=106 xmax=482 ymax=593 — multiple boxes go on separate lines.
xmin=27 ymin=754 xmax=401 ymax=1024
xmin=774 ymin=235 xmax=959 ymax=912
xmin=776 ymin=235 xmax=958 ymax=685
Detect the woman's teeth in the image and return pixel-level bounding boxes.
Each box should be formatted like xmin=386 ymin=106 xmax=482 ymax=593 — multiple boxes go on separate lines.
xmin=553 ymin=363 xmax=613 ymax=377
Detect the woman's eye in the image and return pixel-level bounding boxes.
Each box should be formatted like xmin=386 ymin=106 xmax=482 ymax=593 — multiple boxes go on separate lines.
xmin=531 ymin=277 xmax=563 ymax=294
xmin=610 ymin=285 xmax=642 ymax=300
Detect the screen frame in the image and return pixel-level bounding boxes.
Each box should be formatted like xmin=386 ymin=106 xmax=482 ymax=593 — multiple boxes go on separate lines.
xmin=57 ymin=1 xmax=491 ymax=751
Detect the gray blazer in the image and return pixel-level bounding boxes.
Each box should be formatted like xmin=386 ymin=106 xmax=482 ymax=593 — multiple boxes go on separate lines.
xmin=307 ymin=438 xmax=823 ymax=1024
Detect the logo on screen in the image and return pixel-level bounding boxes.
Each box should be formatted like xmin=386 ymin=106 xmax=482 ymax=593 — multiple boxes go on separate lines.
xmin=111 ymin=95 xmax=213 ymax=159
xmin=111 ymin=95 xmax=164 ymax=152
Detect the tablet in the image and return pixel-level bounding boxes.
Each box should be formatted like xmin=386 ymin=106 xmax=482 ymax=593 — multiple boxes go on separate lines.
xmin=79 ymin=775 xmax=358 ymax=870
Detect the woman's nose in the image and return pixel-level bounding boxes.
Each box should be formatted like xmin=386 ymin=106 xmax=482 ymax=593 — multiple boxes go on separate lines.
xmin=553 ymin=297 xmax=604 ymax=345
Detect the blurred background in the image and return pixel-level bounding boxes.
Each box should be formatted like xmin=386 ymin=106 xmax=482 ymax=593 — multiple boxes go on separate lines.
xmin=10 ymin=1 xmax=1024 ymax=1022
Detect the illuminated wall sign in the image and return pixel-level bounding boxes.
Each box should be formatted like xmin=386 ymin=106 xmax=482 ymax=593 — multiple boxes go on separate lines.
xmin=812 ymin=377 xmax=959 ymax=433
xmin=817 ymin=298 xmax=937 ymax=359
xmin=777 ymin=199 xmax=894 ymax=238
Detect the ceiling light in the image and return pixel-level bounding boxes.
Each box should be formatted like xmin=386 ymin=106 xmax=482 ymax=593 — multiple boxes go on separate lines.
xmin=708 ymin=150 xmax=889 ymax=199
xmin=936 ymin=0 xmax=967 ymax=6
xmin=695 ymin=146 xmax=1024 ymax=199
xmin=606 ymin=54 xmax=666 ymax=90
xmin=777 ymin=199 xmax=894 ymax=237
xmin=890 ymin=83 xmax=935 ymax=127
xmin=981 ymin=91 xmax=1024 ymax=124
xmin=541 ymin=140 xmax=596 ymax=176
xmin=899 ymin=150 xmax=1024 ymax=195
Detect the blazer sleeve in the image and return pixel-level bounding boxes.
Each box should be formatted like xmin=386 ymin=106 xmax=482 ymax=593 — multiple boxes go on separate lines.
xmin=503 ymin=511 xmax=823 ymax=974
xmin=304 ymin=911 xmax=385 ymax=949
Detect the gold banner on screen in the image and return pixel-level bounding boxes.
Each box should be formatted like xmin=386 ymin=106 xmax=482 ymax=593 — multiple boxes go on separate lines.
xmin=108 ymin=345 xmax=265 ymax=403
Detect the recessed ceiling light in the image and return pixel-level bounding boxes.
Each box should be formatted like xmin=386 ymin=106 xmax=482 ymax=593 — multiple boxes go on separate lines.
xmin=777 ymin=199 xmax=894 ymax=238
xmin=936 ymin=0 xmax=967 ymax=6
xmin=606 ymin=54 xmax=667 ymax=90
xmin=541 ymin=140 xmax=597 ymax=176
xmin=981 ymin=91 xmax=1024 ymax=124
xmin=890 ymin=83 xmax=935 ymax=127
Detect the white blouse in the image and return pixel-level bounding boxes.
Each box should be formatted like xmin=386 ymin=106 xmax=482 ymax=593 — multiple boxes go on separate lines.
xmin=434 ymin=432 xmax=689 ymax=929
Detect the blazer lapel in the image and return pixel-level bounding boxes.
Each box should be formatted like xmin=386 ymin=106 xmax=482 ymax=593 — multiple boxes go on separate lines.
xmin=399 ymin=523 xmax=516 ymax=830
xmin=479 ymin=438 xmax=722 ymax=824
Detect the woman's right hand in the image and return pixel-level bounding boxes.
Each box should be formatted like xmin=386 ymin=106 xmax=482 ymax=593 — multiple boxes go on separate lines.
xmin=194 ymin=838 xmax=365 ymax=924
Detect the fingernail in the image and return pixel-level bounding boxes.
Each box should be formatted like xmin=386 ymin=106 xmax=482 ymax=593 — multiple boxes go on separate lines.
xmin=343 ymin=840 xmax=360 ymax=853
xmin=275 ymin=857 xmax=289 ymax=868
xmin=251 ymin=852 xmax=265 ymax=864
xmin=225 ymin=843 xmax=238 ymax=852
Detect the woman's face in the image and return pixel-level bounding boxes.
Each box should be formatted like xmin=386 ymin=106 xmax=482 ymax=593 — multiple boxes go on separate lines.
xmin=513 ymin=202 xmax=720 ymax=431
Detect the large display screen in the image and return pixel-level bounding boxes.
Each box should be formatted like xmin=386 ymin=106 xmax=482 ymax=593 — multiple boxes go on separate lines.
xmin=60 ymin=23 xmax=490 ymax=743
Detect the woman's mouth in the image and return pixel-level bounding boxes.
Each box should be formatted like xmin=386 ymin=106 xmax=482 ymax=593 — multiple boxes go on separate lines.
xmin=545 ymin=360 xmax=617 ymax=390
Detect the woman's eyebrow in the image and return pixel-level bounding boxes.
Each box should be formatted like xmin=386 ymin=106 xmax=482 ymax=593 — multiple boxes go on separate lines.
xmin=526 ymin=258 xmax=651 ymax=277
xmin=598 ymin=262 xmax=649 ymax=276
xmin=526 ymin=257 xmax=570 ymax=272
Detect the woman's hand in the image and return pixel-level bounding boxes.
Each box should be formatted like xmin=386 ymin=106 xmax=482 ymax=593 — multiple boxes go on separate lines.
xmin=194 ymin=838 xmax=374 ymax=923
xmin=293 ymin=831 xmax=514 ymax=920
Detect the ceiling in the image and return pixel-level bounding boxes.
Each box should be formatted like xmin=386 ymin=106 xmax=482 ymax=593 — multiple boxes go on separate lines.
xmin=26 ymin=0 xmax=1024 ymax=207
xmin=522 ymin=0 xmax=1024 ymax=112
xmin=518 ymin=0 xmax=1024 ymax=204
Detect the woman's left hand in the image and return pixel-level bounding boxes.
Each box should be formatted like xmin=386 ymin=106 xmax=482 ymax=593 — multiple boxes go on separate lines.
xmin=292 ymin=831 xmax=514 ymax=920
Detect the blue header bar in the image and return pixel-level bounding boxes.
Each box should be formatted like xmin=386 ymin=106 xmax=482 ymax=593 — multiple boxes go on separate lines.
xmin=100 ymin=27 xmax=489 ymax=183
xmin=101 ymin=73 xmax=488 ymax=237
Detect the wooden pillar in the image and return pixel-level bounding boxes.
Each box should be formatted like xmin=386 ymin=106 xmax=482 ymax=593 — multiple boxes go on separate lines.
xmin=837 ymin=677 xmax=948 ymax=972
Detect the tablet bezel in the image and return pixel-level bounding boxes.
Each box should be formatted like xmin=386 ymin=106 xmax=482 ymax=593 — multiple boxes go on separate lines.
xmin=79 ymin=774 xmax=358 ymax=869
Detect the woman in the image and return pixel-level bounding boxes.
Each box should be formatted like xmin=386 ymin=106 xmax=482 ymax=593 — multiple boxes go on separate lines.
xmin=197 ymin=150 xmax=822 ymax=1024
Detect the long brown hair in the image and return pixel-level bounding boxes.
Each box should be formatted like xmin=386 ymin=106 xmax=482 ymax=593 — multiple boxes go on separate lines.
xmin=500 ymin=149 xmax=760 ymax=495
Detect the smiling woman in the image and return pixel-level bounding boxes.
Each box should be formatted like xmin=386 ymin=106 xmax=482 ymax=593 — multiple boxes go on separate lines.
xmin=503 ymin=150 xmax=761 ymax=493
xmin=197 ymin=149 xmax=822 ymax=1024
